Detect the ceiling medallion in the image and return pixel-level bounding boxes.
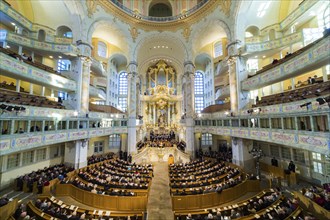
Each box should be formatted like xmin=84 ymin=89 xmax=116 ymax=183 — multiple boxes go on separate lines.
xmin=182 ymin=27 xmax=191 ymax=42
xmin=219 ymin=0 xmax=231 ymax=16
xmin=86 ymin=0 xmax=98 ymax=18
xmin=129 ymin=26 xmax=139 ymax=42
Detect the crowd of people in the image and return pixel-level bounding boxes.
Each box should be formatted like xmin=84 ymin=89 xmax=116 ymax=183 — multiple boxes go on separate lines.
xmin=16 ymin=164 xmax=74 ymax=193
xmin=87 ymin=152 xmax=115 ymax=165
xmin=169 ymin=159 xmax=242 ymax=195
xmin=137 ymin=139 xmax=186 ymax=152
xmin=302 ymin=185 xmax=330 ymax=211
xmin=62 ymin=159 xmax=153 ymax=195
xmin=0 ymin=194 xmax=11 ymax=207
xmin=196 ymin=147 xmax=232 ymax=163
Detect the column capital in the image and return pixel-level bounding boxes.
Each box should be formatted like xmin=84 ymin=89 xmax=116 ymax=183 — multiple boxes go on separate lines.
xmin=127 ymin=61 xmax=138 ymax=75
xmin=227 ymin=56 xmax=237 ymax=66
xmin=80 ymin=56 xmax=92 ymax=67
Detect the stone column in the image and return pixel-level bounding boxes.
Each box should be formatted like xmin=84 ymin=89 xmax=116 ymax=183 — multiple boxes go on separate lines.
xmin=80 ymin=57 xmax=92 ymax=113
xmin=16 ymin=79 xmax=21 ymax=92
xmin=127 ymin=61 xmax=138 ymax=154
xmin=64 ymin=140 xmax=88 ymax=169
xmin=227 ymin=57 xmax=238 ymax=113
xmin=183 ymin=61 xmax=195 ymax=155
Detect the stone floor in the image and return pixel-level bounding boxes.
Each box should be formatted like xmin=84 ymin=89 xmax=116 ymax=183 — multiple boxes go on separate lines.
xmin=147 ymin=162 xmax=174 ymax=220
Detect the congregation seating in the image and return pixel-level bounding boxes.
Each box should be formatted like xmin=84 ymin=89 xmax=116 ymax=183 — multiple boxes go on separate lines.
xmin=15 ymin=164 xmax=74 ymax=194
xmin=249 ymin=32 xmax=330 ymax=78
xmin=0 ymin=198 xmax=18 ymax=220
xmin=169 ymin=160 xmax=243 ymax=195
xmin=300 ymin=185 xmax=330 ymax=211
xmin=0 ymin=81 xmax=25 ymax=92
xmin=254 ymin=80 xmax=330 ymax=107
xmin=26 ymin=196 xmax=144 ymax=220
xmin=0 ymin=88 xmax=65 ymax=109
xmin=137 ymin=139 xmax=186 ymax=152
xmin=87 ymin=152 xmax=115 ymax=165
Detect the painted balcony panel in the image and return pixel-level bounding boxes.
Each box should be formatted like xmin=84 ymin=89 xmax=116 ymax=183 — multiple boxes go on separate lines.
xmin=242 ymin=35 xmax=330 ymax=90
xmin=0 ymin=53 xmax=77 ymax=91
xmin=245 ymin=31 xmax=303 ymax=53
xmin=0 ymin=126 xmax=128 ymax=156
xmin=195 ymin=126 xmax=329 ymax=155
xmin=0 ymin=31 xmax=79 ymax=55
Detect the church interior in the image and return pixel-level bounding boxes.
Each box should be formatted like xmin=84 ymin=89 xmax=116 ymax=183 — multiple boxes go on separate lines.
xmin=0 ymin=0 xmax=330 ymax=219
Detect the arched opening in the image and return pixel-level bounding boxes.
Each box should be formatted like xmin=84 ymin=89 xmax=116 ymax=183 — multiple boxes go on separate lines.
xmin=22 ymin=29 xmax=29 ymax=37
xmin=149 ymin=2 xmax=172 ymax=17
xmin=38 ymin=29 xmax=46 ymax=42
xmin=269 ymin=29 xmax=276 ymax=40
xmin=56 ymin=25 xmax=73 ymax=38
xmin=245 ymin=26 xmax=260 ymax=37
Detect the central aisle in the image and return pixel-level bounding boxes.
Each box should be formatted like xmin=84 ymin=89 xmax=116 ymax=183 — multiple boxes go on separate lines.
xmin=147 ymin=162 xmax=174 ymax=220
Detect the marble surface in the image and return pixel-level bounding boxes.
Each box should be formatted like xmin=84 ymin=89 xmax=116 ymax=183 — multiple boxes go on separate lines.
xmin=147 ymin=162 xmax=174 ymax=220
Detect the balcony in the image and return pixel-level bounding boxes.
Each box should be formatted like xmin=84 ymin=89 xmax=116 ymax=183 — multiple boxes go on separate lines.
xmin=242 ymin=35 xmax=330 ymax=90
xmin=195 ymin=108 xmax=330 ymax=155
xmin=243 ymin=31 xmax=303 ymax=54
xmin=91 ymin=77 xmax=107 ymax=88
xmin=91 ymin=58 xmax=106 ymax=77
xmin=0 ymin=30 xmax=79 ymax=56
xmin=215 ymin=85 xmax=230 ymax=100
xmin=0 ymin=52 xmax=77 ymax=91
xmin=89 ymin=85 xmax=106 ymax=100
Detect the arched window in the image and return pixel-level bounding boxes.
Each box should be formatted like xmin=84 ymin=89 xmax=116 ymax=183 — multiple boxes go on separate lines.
xmin=118 ymin=72 xmax=128 ymax=111
xmin=97 ymin=41 xmax=107 ymax=58
xmin=194 ymin=71 xmax=204 ymax=113
xmin=57 ymin=59 xmax=71 ymax=71
xmin=149 ymin=1 xmax=172 ymax=17
xmin=214 ymin=41 xmax=223 ymax=58
xmin=56 ymin=26 xmax=73 ymax=38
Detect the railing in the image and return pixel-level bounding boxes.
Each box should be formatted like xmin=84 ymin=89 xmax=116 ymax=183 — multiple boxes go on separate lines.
xmin=0 ymin=52 xmax=77 ymax=91
xmin=0 ymin=30 xmax=79 ymax=55
xmin=91 ymin=58 xmax=106 ymax=76
xmin=215 ymin=85 xmax=230 ymax=100
xmin=242 ymin=35 xmax=330 ymax=90
xmin=110 ymin=0 xmax=209 ymax=22
xmin=89 ymin=85 xmax=106 ymax=100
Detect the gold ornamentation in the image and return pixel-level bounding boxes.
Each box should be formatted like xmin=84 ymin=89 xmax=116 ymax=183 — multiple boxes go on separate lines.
xmin=219 ymin=0 xmax=231 ymax=16
xmin=182 ymin=27 xmax=191 ymax=41
xmin=129 ymin=27 xmax=139 ymax=42
xmin=86 ymin=0 xmax=97 ymax=18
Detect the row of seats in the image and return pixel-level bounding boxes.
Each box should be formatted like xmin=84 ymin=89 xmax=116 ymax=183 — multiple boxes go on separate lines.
xmin=0 ymin=81 xmax=25 ymax=92
xmin=175 ymin=189 xmax=301 ymax=220
xmin=15 ymin=164 xmax=74 ymax=193
xmin=255 ymin=80 xmax=330 ymax=107
xmin=0 ymin=88 xmax=65 ymax=109
xmin=201 ymin=102 xmax=231 ymax=113
xmin=302 ymin=185 xmax=330 ymax=211
xmin=169 ymin=159 xmax=242 ymax=195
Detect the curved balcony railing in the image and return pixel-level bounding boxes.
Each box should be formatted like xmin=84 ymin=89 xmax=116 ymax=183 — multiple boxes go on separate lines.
xmin=89 ymin=85 xmax=106 ymax=100
xmin=110 ymin=0 xmax=209 ymax=22
xmin=242 ymin=35 xmax=330 ymax=90
xmin=0 ymin=53 xmax=77 ymax=91
xmin=0 ymin=30 xmax=79 ymax=55
xmin=215 ymin=85 xmax=230 ymax=100
xmin=195 ymin=108 xmax=330 ymax=155
xmin=91 ymin=58 xmax=106 ymax=76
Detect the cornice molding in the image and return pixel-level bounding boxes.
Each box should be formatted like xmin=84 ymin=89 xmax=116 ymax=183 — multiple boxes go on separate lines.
xmin=88 ymin=0 xmax=228 ymax=32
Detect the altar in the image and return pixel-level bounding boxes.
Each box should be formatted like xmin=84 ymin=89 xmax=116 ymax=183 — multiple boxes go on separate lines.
xmin=132 ymin=146 xmax=190 ymax=164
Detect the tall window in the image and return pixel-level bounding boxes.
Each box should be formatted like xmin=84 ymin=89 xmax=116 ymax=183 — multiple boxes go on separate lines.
xmin=201 ymin=133 xmax=212 ymax=147
xmin=36 ymin=148 xmax=46 ymax=161
xmin=214 ymin=41 xmax=223 ymax=57
xmin=194 ymin=71 xmax=204 ymax=113
xmin=98 ymin=41 xmax=107 ymax=58
xmin=22 ymin=151 xmax=34 ymax=165
xmin=7 ymin=153 xmax=20 ymax=169
xmin=118 ymin=72 xmax=128 ymax=111
xmin=312 ymin=152 xmax=323 ymax=174
xmin=109 ymin=134 xmax=121 ymax=149
xmin=94 ymin=141 xmax=104 ymax=154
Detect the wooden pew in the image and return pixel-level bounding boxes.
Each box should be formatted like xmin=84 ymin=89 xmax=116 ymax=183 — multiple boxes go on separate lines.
xmin=171 ymin=179 xmax=260 ymax=211
xmin=293 ymin=191 xmax=330 ymax=220
xmin=0 ymin=198 xmax=18 ymax=220
xmin=55 ymin=184 xmax=148 ymax=211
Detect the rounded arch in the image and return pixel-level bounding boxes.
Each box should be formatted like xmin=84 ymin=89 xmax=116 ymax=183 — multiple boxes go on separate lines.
xmin=245 ymin=26 xmax=260 ymax=37
xmin=269 ymin=29 xmax=276 ymax=40
xmin=148 ymin=0 xmax=173 ymax=16
xmin=38 ymin=29 xmax=46 ymax=42
xmin=108 ymin=53 xmax=128 ymax=72
xmin=194 ymin=53 xmax=212 ymax=69
xmin=56 ymin=25 xmax=73 ymax=38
